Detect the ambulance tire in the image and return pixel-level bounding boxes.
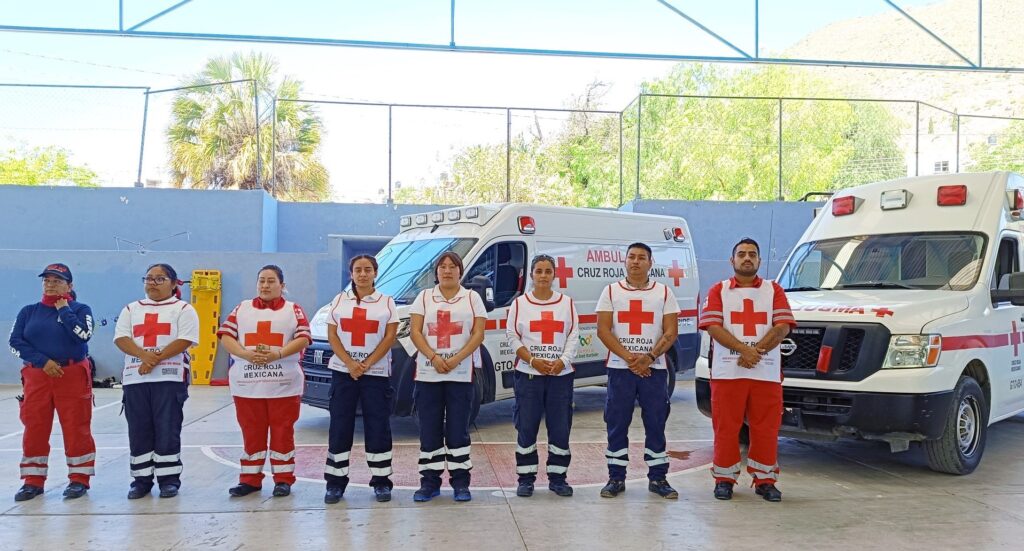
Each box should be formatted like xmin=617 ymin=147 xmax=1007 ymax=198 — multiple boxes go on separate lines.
xmin=924 ymin=376 xmax=988 ymax=475
xmin=470 ymin=373 xmax=484 ymax=425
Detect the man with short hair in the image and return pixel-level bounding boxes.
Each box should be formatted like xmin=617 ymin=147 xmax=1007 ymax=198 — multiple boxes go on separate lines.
xmin=698 ymin=238 xmax=795 ymax=502
xmin=596 ymin=242 xmax=680 ymax=499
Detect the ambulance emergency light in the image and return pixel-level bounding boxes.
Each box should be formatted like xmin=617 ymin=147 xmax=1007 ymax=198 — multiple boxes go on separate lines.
xmin=937 ymin=185 xmax=967 ymax=206
xmin=831 ymin=195 xmax=860 ymax=216
xmin=465 ymin=207 xmax=480 ymax=219
xmin=880 ymin=189 xmax=911 ymax=210
xmin=415 ymin=214 xmax=428 ymax=225
xmin=662 ymin=227 xmax=686 ymax=242
xmin=400 ymin=216 xmax=412 ymax=227
xmin=447 ymin=209 xmax=461 ymax=221
xmin=518 ymin=216 xmax=536 ymax=234
xmin=430 ymin=212 xmax=445 ymax=223
xmin=1008 ymin=189 xmax=1024 ymax=211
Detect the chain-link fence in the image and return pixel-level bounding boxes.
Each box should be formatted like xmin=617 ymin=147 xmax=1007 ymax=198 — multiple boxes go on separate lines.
xmin=5 ymin=80 xmax=1024 ymax=205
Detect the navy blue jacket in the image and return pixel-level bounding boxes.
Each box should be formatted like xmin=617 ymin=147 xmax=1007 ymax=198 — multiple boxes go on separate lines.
xmin=9 ymin=301 xmax=93 ymax=368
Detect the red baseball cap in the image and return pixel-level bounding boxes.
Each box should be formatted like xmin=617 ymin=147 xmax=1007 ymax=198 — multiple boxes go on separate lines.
xmin=38 ymin=263 xmax=73 ymax=282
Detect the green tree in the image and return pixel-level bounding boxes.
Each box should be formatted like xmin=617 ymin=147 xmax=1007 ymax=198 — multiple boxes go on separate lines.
xmin=967 ymin=120 xmax=1024 ymax=172
xmin=167 ymin=52 xmax=329 ymax=201
xmin=0 ymin=146 xmax=100 ymax=186
xmin=403 ymin=64 xmax=907 ymax=205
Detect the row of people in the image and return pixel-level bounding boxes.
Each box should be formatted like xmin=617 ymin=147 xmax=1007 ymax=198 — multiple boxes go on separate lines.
xmin=9 ymin=238 xmax=792 ymax=504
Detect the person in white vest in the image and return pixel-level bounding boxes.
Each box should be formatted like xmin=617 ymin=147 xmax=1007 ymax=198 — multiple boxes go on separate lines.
xmin=698 ymin=238 xmax=795 ymax=502
xmin=322 ymin=255 xmax=399 ymax=504
xmin=596 ymin=242 xmax=680 ymax=500
xmin=409 ymin=252 xmax=486 ymax=503
xmin=113 ymin=263 xmax=199 ymax=499
xmin=217 ymin=265 xmax=312 ymax=498
xmin=505 ymin=254 xmax=579 ymax=498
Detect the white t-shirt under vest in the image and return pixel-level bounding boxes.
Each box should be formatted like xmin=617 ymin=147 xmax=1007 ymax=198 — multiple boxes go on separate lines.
xmin=114 ymin=297 xmax=200 ymax=385
xmin=707 ymin=279 xmax=784 ymax=382
xmin=505 ymin=291 xmax=579 ymax=376
xmin=410 ymin=286 xmax=486 ymax=383
xmin=326 ymin=290 xmax=397 ymax=377
xmin=595 ymin=280 xmax=680 ymax=370
xmin=218 ymin=298 xmax=312 ymax=398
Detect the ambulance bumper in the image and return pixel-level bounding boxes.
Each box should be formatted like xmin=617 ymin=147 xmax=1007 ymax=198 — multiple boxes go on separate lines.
xmin=695 ymin=378 xmax=955 ymax=441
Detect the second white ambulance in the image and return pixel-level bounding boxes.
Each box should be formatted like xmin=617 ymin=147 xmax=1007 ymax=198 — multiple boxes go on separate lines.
xmin=302 ymin=203 xmax=701 ymax=420
xmin=696 ymin=171 xmax=1024 ymax=474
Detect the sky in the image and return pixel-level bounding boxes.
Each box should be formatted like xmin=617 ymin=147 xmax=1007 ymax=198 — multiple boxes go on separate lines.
xmin=0 ymin=0 xmax=944 ymax=202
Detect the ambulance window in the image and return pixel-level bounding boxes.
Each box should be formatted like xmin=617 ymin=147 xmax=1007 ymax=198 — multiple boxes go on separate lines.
xmin=992 ymin=237 xmax=1020 ymax=289
xmin=464 ymin=242 xmax=527 ymax=308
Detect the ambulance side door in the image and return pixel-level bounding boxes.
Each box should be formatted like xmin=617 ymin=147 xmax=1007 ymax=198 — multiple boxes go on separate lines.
xmin=989 ymin=232 xmax=1024 ymax=417
xmin=463 ymin=239 xmax=528 ymax=397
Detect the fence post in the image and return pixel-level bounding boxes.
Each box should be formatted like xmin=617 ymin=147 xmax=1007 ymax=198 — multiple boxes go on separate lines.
xmin=915 ymin=101 xmax=920 ymax=176
xmin=388 ymin=105 xmax=394 ymax=204
xmin=253 ymin=81 xmax=261 ymax=192
xmin=635 ymin=94 xmax=643 ymax=200
xmin=618 ymin=111 xmax=624 ymax=207
xmin=955 ymin=114 xmax=961 ymax=173
xmin=506 ymin=108 xmax=512 ymax=202
xmin=271 ymin=97 xmax=277 ymax=196
xmin=135 ymin=88 xmax=150 ymax=187
xmin=777 ymin=98 xmax=783 ymax=200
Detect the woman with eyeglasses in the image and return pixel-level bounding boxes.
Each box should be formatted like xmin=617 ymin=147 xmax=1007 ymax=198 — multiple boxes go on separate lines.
xmin=504 ymin=254 xmax=579 ymax=498
xmin=113 ymin=263 xmax=199 ymax=500
xmin=9 ymin=263 xmax=96 ymax=502
xmin=217 ymin=265 xmax=312 ymax=498
xmin=322 ymin=254 xmax=399 ymax=504
xmin=409 ymin=252 xmax=486 ymax=503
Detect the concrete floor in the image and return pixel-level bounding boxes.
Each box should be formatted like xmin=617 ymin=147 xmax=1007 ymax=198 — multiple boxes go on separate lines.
xmin=0 ymin=375 xmax=1023 ymax=551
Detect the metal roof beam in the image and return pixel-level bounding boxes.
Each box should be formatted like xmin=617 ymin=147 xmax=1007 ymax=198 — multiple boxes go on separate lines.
xmin=884 ymin=0 xmax=977 ymax=67
xmin=656 ymin=0 xmax=752 ymax=59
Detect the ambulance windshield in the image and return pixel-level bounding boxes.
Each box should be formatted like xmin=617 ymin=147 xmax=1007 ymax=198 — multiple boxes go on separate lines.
xmin=371 ymin=238 xmax=478 ymax=303
xmin=778 ymin=232 xmax=986 ymax=292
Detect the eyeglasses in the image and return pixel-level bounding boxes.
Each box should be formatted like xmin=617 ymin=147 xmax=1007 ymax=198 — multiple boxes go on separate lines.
xmin=142 ymin=277 xmax=170 ymax=284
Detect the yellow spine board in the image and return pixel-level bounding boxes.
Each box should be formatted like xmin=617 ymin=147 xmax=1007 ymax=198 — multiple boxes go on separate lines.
xmin=189 ymin=270 xmax=222 ymax=385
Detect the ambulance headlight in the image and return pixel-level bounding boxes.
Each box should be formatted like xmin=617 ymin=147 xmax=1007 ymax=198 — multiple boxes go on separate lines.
xmin=396 ymin=318 xmax=411 ymax=339
xmin=884 ymin=334 xmax=941 ymax=368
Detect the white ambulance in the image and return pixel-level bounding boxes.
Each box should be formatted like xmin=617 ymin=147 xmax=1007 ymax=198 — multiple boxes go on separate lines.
xmin=696 ymin=172 xmax=1024 ymax=474
xmin=301 ymin=203 xmax=701 ymax=420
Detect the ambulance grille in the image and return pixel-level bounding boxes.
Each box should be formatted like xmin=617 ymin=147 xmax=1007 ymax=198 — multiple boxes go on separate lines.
xmin=782 ymin=328 xmax=865 ymax=374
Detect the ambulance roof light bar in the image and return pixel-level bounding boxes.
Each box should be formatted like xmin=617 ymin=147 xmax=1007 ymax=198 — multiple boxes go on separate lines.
xmin=518 ymin=216 xmax=536 ymax=234
xmin=831 ymin=195 xmax=860 ymax=216
xmin=937 ymin=185 xmax=967 ymax=206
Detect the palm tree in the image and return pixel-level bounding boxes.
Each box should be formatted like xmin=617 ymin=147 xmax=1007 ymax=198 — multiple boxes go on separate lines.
xmin=166 ymin=52 xmax=329 ymax=201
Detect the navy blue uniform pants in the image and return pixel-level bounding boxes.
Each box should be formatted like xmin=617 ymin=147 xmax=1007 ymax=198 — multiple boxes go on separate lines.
xmin=604 ymin=369 xmax=670 ymax=481
xmin=513 ymin=371 xmax=574 ymax=484
xmin=123 ymin=381 xmax=188 ymax=489
xmin=414 ymin=381 xmax=473 ymax=490
xmin=325 ymin=371 xmax=394 ymax=491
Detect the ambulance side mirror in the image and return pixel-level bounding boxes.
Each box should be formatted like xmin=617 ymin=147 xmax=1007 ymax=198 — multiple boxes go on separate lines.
xmin=466 ymin=275 xmax=496 ymax=312
xmin=992 ymin=272 xmax=1024 ymax=306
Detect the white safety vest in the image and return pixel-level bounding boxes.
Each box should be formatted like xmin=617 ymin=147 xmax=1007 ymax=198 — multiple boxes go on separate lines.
xmin=222 ymin=299 xmax=309 ymax=398
xmin=597 ymin=280 xmax=679 ymax=370
xmin=505 ymin=291 xmax=579 ymax=376
xmin=410 ymin=286 xmax=486 ymax=383
xmin=710 ymin=279 xmax=782 ymax=382
xmin=326 ymin=290 xmax=397 ymax=377
xmin=114 ymin=297 xmax=199 ymax=385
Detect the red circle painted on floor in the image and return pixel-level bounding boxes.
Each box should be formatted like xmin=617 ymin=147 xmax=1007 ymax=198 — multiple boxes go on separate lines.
xmin=207 ymin=442 xmax=714 ymax=489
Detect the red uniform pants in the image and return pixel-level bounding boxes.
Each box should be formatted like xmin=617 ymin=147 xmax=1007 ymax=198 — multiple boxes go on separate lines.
xmin=710 ymin=378 xmax=782 ymax=485
xmin=233 ymin=395 xmax=301 ymax=486
xmin=19 ymin=361 xmax=96 ymax=487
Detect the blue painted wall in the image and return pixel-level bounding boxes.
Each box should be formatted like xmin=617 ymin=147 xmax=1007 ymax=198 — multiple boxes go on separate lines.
xmin=0 ymin=185 xmax=819 ymax=383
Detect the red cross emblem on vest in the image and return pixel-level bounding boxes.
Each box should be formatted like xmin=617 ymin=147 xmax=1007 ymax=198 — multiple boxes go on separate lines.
xmin=244 ymin=320 xmax=285 ymax=348
xmin=667 ymin=260 xmax=685 ymax=287
xmin=341 ymin=307 xmax=380 ymax=347
xmin=554 ymin=257 xmax=574 ymax=288
xmin=133 ymin=313 xmax=171 ymax=348
xmin=730 ymin=298 xmax=768 ymax=337
xmin=428 ymin=310 xmax=464 ymax=349
xmin=529 ymin=311 xmax=564 ymax=345
xmin=618 ymin=299 xmax=654 ymax=336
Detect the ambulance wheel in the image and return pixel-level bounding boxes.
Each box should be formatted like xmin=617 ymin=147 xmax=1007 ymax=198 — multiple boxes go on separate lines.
xmin=469 ymin=374 xmax=484 ymax=425
xmin=924 ymin=376 xmax=988 ymax=475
